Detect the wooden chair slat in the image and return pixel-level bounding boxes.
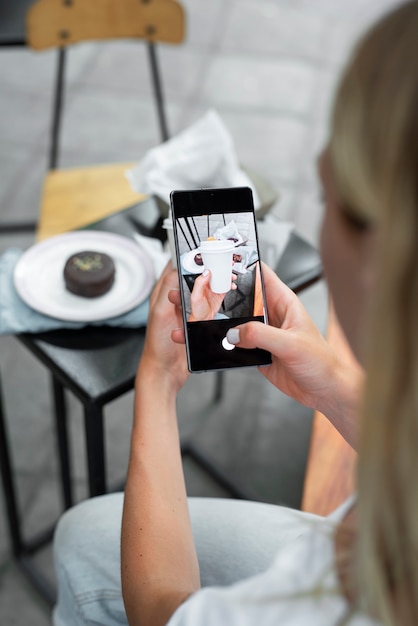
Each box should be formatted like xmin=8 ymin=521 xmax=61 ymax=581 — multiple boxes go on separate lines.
xmin=27 ymin=0 xmax=185 ymax=50
xmin=37 ymin=161 xmax=146 ymax=240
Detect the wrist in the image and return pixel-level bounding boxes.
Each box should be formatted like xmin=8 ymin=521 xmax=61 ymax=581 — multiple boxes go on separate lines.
xmin=136 ymin=357 xmax=184 ymax=397
xmin=317 ymin=360 xmax=364 ymax=449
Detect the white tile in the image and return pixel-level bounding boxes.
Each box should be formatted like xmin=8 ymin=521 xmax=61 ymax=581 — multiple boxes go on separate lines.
xmin=0 ymin=91 xmax=50 ymax=149
xmin=201 ymin=55 xmax=318 ymax=117
xmin=219 ymin=110 xmax=309 ymax=186
xmin=0 ymin=43 xmax=99 ymax=95
xmin=0 ymin=148 xmax=45 ymax=223
xmin=287 ymin=0 xmax=402 ymax=21
xmin=75 ymin=40 xmax=206 ymax=101
xmin=222 ymin=0 xmax=326 ymax=61
xmin=0 ymin=149 xmax=34 ymax=209
xmin=59 ymin=89 xmax=162 ymax=159
xmin=181 ymin=0 xmax=231 ymax=48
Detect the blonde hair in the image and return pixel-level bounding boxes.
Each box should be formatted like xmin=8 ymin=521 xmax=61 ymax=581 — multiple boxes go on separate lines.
xmin=329 ymin=2 xmax=418 ymax=624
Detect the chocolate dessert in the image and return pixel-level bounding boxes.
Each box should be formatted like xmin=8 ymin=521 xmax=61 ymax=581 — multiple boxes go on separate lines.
xmin=194 ymin=252 xmax=204 ymax=266
xmin=64 ymin=250 xmax=115 ymax=298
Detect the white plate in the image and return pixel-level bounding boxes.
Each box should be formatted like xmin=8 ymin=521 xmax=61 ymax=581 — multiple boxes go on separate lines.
xmin=182 ymin=249 xmax=205 ymax=274
xmin=14 ymin=231 xmax=154 ymax=322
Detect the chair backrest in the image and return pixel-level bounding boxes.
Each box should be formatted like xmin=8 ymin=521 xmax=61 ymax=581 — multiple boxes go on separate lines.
xmin=26 ymin=0 xmax=185 ymax=50
xmin=25 ymin=0 xmax=186 ymax=167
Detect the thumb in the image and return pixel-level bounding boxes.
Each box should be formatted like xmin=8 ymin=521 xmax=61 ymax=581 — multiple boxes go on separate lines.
xmin=193 ymin=269 xmax=211 ymax=295
xmin=227 ymin=321 xmax=287 ymax=355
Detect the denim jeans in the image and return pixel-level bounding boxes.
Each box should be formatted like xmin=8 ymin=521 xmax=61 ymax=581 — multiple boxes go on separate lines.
xmin=53 ymin=493 xmax=322 ymax=625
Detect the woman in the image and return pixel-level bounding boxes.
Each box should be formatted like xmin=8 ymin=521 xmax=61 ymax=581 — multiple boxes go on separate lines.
xmin=52 ymin=2 xmax=418 ymax=625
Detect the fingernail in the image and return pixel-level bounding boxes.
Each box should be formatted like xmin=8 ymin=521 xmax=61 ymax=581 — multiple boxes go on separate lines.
xmin=202 ymin=269 xmax=209 ymax=277
xmin=226 ymin=328 xmax=240 ymax=345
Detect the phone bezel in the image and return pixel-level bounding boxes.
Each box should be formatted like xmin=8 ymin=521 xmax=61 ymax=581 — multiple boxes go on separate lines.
xmin=170 ymin=187 xmax=272 ymax=373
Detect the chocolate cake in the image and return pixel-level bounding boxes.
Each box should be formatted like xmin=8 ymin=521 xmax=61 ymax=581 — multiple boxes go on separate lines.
xmin=64 ymin=250 xmax=115 ymax=298
xmin=194 ymin=252 xmax=203 ymax=266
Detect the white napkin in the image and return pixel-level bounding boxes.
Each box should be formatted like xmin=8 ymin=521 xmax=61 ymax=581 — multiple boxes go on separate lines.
xmin=257 ymin=218 xmax=294 ymax=268
xmin=126 ymin=110 xmax=261 ymax=210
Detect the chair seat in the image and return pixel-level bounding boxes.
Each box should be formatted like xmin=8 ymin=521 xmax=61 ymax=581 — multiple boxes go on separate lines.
xmin=37 ymin=161 xmax=147 ymax=240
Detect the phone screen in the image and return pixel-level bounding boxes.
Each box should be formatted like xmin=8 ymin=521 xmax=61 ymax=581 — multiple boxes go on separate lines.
xmin=170 ymin=187 xmax=272 ymax=373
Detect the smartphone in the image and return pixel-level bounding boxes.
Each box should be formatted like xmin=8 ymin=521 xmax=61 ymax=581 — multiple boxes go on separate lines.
xmin=170 ymin=187 xmax=272 ymax=373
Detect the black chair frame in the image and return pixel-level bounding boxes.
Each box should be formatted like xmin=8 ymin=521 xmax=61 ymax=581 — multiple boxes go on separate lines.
xmin=0 ymin=2 xmax=170 ymax=235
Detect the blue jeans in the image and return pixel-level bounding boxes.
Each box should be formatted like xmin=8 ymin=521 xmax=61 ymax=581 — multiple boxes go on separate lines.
xmin=53 ymin=493 xmax=321 ymax=625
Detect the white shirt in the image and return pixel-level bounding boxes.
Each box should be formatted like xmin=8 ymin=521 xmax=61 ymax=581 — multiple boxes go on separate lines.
xmin=168 ymin=498 xmax=380 ymax=626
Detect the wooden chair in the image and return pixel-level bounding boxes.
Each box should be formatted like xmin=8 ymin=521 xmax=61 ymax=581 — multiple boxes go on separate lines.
xmin=1 ymin=0 xmax=186 ymax=238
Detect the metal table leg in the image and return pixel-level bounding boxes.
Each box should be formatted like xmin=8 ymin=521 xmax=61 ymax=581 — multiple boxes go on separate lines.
xmin=52 ymin=376 xmax=73 ymax=509
xmin=0 ymin=375 xmax=23 ymax=557
xmin=84 ymin=403 xmax=107 ymax=497
xmin=0 ymin=374 xmax=56 ymax=606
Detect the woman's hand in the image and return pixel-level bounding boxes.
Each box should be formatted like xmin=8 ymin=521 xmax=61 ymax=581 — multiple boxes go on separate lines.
xmin=137 ymin=264 xmax=189 ymax=393
xmin=226 ymin=264 xmax=363 ymax=446
xmin=189 ymin=269 xmax=236 ymax=321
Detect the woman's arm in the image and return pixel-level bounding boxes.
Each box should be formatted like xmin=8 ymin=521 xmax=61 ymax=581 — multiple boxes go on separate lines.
xmin=226 ymin=264 xmax=364 ymax=449
xmin=121 ymin=267 xmax=200 ymax=626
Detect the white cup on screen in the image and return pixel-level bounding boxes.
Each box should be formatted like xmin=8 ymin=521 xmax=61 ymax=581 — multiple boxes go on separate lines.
xmin=199 ymin=239 xmax=235 ymax=293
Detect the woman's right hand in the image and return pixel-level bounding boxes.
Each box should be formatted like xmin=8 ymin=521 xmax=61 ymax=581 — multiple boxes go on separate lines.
xmin=137 ymin=264 xmax=190 ymax=394
xmin=227 ymin=264 xmax=363 ymax=446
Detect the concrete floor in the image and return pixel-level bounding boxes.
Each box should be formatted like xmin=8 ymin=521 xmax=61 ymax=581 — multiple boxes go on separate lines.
xmin=0 ymin=1 xmax=402 ymax=623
